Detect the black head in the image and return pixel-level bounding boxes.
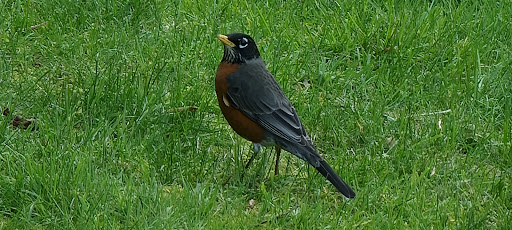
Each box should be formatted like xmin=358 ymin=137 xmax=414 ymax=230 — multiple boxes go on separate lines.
xmin=217 ymin=33 xmax=260 ymax=64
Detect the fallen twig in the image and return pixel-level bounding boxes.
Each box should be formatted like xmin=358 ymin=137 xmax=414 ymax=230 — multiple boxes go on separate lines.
xmin=30 ymin=21 xmax=48 ymax=30
xmin=419 ymin=109 xmax=452 ymax=116
xmin=168 ymin=106 xmax=198 ymax=113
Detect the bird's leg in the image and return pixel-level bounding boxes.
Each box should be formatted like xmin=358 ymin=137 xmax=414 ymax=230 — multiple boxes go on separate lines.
xmin=274 ymin=146 xmax=281 ymax=176
xmin=222 ymin=143 xmax=261 ymax=186
xmin=243 ymin=144 xmax=261 ymax=170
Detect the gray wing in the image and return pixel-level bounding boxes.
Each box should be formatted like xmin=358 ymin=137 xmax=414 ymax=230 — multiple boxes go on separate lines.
xmin=226 ymin=60 xmax=355 ymax=198
xmin=226 ymin=59 xmax=320 ymax=163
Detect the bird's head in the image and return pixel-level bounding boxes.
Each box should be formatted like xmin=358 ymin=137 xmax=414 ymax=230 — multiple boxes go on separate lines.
xmin=217 ymin=33 xmax=260 ymax=64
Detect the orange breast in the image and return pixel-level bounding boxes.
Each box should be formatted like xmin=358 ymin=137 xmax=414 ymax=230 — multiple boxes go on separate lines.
xmin=215 ymin=62 xmax=265 ymax=143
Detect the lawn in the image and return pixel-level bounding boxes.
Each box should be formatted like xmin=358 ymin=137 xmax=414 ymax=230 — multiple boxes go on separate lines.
xmin=1 ymin=0 xmax=511 ymax=229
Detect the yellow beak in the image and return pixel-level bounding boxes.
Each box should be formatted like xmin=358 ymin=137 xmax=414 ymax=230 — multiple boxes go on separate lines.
xmin=217 ymin=34 xmax=235 ymax=48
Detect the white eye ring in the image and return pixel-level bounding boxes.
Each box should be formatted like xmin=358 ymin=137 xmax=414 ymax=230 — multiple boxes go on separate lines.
xmin=239 ymin=37 xmax=248 ymax=49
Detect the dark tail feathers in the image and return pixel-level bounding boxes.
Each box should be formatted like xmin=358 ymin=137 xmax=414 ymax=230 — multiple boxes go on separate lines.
xmin=314 ymin=160 xmax=356 ymax=198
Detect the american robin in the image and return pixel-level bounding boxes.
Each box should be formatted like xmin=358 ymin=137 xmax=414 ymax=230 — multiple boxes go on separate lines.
xmin=215 ymin=33 xmax=355 ymax=198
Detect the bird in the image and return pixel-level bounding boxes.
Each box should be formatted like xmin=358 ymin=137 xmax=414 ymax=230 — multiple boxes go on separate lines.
xmin=215 ymin=33 xmax=355 ymax=198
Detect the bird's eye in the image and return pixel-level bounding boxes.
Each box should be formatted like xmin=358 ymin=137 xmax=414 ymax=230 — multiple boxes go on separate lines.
xmin=238 ymin=37 xmax=248 ymax=49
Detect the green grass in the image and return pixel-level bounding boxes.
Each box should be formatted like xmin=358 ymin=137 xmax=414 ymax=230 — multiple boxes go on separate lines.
xmin=1 ymin=0 xmax=511 ymax=228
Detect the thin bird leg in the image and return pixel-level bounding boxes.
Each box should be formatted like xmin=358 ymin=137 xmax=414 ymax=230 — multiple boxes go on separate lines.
xmin=243 ymin=148 xmax=259 ymax=170
xmin=222 ymin=145 xmax=261 ymax=186
xmin=274 ymin=146 xmax=281 ymax=176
